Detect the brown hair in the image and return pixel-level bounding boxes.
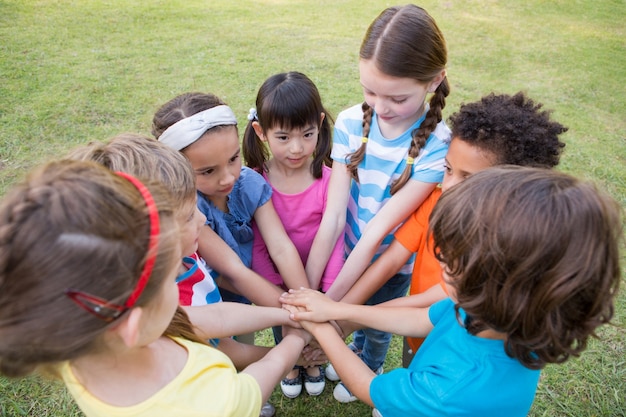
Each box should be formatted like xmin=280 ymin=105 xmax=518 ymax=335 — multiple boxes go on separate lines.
xmin=242 ymin=71 xmax=333 ymax=179
xmin=0 ymin=160 xmax=182 ymax=377
xmin=449 ymin=92 xmax=567 ymax=167
xmin=430 ymin=166 xmax=623 ymax=369
xmin=151 ymin=92 xmax=231 ymax=144
xmin=67 ymin=133 xmax=197 ymax=206
xmin=348 ymin=4 xmax=449 ymax=194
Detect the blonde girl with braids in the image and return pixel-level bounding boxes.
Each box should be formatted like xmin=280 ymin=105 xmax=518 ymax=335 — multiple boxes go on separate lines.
xmin=0 ymin=160 xmax=311 ymax=417
xmin=308 ymin=4 xmax=451 ymax=402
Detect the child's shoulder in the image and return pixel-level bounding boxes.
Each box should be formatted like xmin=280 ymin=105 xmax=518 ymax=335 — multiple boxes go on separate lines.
xmin=431 ymin=119 xmax=452 ymax=143
xmin=337 ymin=103 xmax=365 ymax=121
xmin=235 ymin=167 xmax=270 ymax=192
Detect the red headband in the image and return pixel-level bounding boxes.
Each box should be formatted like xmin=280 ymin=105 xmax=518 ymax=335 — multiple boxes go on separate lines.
xmin=65 ymin=172 xmax=160 ymax=322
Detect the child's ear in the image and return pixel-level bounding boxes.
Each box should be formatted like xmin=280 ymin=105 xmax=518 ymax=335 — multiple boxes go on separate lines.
xmin=428 ymin=69 xmax=447 ymax=93
xmin=251 ymin=121 xmax=266 ymax=142
xmin=320 ymin=112 xmax=326 ymax=126
xmin=114 ymin=307 xmax=144 ymax=348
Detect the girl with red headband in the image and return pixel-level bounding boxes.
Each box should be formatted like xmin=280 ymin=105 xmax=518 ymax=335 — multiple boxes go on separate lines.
xmin=0 ymin=160 xmax=311 ymax=417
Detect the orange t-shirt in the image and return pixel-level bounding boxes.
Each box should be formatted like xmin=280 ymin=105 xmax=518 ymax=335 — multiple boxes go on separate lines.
xmin=393 ymin=188 xmax=443 ymax=352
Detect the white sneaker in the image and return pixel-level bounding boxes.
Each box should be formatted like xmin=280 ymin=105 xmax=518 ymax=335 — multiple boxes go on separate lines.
xmin=303 ymin=366 xmax=325 ymax=396
xmin=325 ymin=362 xmax=340 ymax=381
xmin=280 ymin=368 xmax=302 ymax=399
xmin=333 ymin=381 xmax=357 ymax=403
xmin=333 ymin=366 xmax=383 ymax=403
xmin=372 ymin=408 xmax=383 ymax=417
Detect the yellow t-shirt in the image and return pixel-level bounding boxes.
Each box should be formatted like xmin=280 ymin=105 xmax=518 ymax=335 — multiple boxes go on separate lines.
xmin=60 ymin=337 xmax=262 ymax=417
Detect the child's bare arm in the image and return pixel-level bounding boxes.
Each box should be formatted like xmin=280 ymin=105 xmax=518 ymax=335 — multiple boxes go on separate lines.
xmin=306 ymin=161 xmax=351 ymax=288
xmin=341 ymin=239 xmax=413 ymax=305
xmin=281 ymin=288 xmax=434 ymax=338
xmin=254 ymin=199 xmax=310 ymax=290
xmin=325 ymin=179 xmax=436 ymax=301
xmin=183 ymin=303 xmax=295 ymax=340
xmin=216 ymin=337 xmax=271 ymax=371
xmin=378 ymin=284 xmax=447 ymax=309
xmin=197 ymin=226 xmax=283 ymax=307
xmin=242 ymin=328 xmax=311 ymax=403
xmin=301 ymin=319 xmax=376 ymax=406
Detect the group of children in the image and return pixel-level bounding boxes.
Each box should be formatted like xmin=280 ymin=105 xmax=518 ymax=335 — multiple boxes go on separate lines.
xmin=0 ymin=4 xmax=622 ymax=417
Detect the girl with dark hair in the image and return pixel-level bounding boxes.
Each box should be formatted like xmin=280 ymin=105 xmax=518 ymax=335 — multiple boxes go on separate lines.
xmin=152 ymin=92 xmax=310 ymax=311
xmin=242 ymin=72 xmax=344 ymax=398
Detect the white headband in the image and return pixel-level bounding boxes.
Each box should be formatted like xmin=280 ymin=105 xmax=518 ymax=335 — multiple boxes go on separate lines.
xmin=158 ymin=105 xmax=237 ymax=151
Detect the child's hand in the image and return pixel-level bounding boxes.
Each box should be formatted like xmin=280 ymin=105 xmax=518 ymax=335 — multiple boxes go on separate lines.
xmin=302 ymin=340 xmax=328 ymax=365
xmin=280 ymin=288 xmax=339 ymax=322
xmin=281 ymin=303 xmax=302 ymax=328
xmin=283 ymin=324 xmax=313 ymax=345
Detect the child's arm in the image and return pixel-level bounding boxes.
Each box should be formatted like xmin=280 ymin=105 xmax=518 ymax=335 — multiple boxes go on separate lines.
xmin=216 ymin=337 xmax=270 ymax=371
xmin=301 ymin=319 xmax=376 ymax=406
xmin=197 ymin=226 xmax=283 ymax=307
xmin=305 ymin=161 xmax=352 ymax=288
xmin=325 ymin=179 xmax=436 ymax=301
xmin=377 ymin=284 xmax=447 ymax=309
xmin=254 ymin=199 xmax=310 ymax=290
xmin=340 ymin=239 xmax=413 ymax=305
xmin=183 ymin=303 xmax=295 ymax=340
xmin=242 ymin=327 xmax=311 ymax=403
xmin=280 ymin=288 xmax=434 ymax=338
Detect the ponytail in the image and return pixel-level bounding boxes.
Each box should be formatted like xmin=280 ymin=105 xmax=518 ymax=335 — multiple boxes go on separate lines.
xmin=242 ymin=120 xmax=270 ymax=174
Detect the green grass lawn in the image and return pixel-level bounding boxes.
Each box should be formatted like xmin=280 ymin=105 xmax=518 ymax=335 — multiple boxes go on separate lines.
xmin=1 ymin=1 xmax=625 ymax=416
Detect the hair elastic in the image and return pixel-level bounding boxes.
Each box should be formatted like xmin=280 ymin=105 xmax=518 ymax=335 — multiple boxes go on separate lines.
xmin=361 ymin=137 xmax=368 ymax=143
xmin=247 ymin=107 xmax=258 ymax=121
xmin=406 ymin=157 xmax=415 ymax=166
xmin=158 ymin=105 xmax=237 ymax=151
xmin=65 ymin=172 xmax=161 ymax=322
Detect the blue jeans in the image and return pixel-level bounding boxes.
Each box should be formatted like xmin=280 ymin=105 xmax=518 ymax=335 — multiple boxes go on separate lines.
xmin=352 ymin=273 xmax=411 ymax=370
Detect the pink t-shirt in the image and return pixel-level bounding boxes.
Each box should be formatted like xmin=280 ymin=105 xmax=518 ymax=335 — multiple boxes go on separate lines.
xmin=251 ymin=165 xmax=344 ymax=291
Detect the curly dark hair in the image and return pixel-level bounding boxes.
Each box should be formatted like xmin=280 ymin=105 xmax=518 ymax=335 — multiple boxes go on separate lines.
xmin=448 ymin=92 xmax=567 ymax=168
xmin=431 ymin=166 xmax=622 ymax=370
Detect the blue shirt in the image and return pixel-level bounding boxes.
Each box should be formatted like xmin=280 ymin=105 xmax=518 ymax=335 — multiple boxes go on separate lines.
xmin=196 ymin=167 xmax=272 ymax=268
xmin=370 ymin=299 xmax=541 ymax=416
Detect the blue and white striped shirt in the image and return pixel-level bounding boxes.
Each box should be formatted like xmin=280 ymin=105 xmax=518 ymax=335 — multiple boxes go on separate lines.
xmin=331 ymin=103 xmax=450 ymax=275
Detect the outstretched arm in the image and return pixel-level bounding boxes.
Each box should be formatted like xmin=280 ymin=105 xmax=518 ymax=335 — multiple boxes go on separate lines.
xmin=301 ymin=320 xmax=376 ymax=406
xmin=377 ymin=284 xmax=447 ymax=309
xmin=340 ymin=239 xmax=413 ymax=305
xmin=305 ymin=161 xmax=351 ymax=289
xmin=197 ymin=226 xmax=283 ymax=307
xmin=325 ymin=179 xmax=436 ymax=301
xmin=280 ymin=288 xmax=433 ymax=338
xmin=242 ymin=327 xmax=311 ymax=403
xmin=183 ymin=303 xmax=295 ymax=340
xmin=254 ymin=199 xmax=310 ymax=290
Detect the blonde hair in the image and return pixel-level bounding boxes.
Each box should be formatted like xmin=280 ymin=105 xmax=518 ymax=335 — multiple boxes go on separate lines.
xmin=0 ymin=160 xmax=181 ymax=377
